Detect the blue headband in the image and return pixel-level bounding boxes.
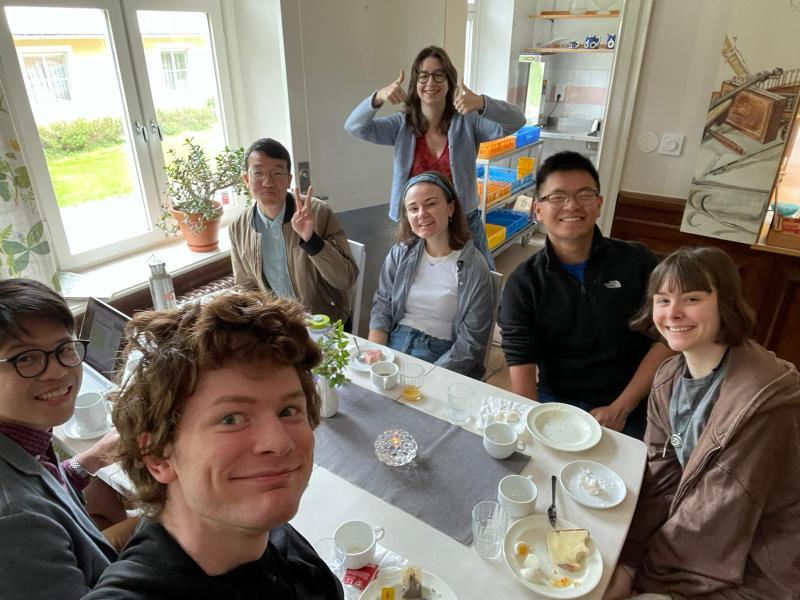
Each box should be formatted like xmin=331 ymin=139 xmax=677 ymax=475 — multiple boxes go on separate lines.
xmin=403 ymin=172 xmax=453 ymax=200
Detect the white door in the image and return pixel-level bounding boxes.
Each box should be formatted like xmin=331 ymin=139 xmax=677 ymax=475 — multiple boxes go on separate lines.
xmin=279 ymin=0 xmax=466 ymax=213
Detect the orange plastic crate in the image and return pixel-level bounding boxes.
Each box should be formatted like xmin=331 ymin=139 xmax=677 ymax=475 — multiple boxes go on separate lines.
xmin=477 ymin=135 xmax=516 ymax=159
xmin=485 ymin=223 xmax=506 ymax=250
xmin=477 ymin=180 xmax=512 ymax=203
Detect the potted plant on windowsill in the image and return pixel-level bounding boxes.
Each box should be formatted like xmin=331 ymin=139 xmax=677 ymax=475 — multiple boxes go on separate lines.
xmin=312 ymin=319 xmax=351 ymax=418
xmin=157 ymin=138 xmax=247 ymax=252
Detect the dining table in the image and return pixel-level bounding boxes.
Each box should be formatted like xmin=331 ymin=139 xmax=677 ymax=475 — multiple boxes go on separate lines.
xmin=53 ymin=334 xmax=648 ymax=599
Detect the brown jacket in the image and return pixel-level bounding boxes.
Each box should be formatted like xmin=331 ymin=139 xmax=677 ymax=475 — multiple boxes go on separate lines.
xmin=621 ymin=341 xmax=800 ymax=599
xmin=229 ymin=194 xmax=358 ymax=324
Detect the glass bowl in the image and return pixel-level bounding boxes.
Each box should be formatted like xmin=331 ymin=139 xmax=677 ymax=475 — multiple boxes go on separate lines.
xmin=374 ymin=429 xmax=418 ymax=466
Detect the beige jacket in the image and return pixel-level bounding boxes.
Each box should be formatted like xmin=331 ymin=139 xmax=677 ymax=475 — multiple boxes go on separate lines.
xmin=229 ymin=194 xmax=358 ymax=324
xmin=621 ymin=341 xmax=800 ymax=599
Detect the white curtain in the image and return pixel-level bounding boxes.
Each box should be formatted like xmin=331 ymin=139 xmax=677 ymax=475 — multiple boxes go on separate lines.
xmin=0 ymin=75 xmax=59 ymax=287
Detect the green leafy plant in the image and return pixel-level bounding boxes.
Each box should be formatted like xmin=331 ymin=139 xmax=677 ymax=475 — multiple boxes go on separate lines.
xmin=158 ymin=138 xmax=247 ymax=234
xmin=312 ymin=320 xmax=351 ymax=388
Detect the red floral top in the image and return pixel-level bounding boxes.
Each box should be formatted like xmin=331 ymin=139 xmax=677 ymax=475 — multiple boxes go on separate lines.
xmin=410 ymin=134 xmax=451 ymax=179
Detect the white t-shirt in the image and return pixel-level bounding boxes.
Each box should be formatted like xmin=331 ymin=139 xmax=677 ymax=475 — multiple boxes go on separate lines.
xmin=399 ymin=248 xmax=460 ymax=340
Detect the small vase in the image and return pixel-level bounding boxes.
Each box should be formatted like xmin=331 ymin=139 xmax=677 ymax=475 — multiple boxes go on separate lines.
xmin=317 ymin=377 xmax=340 ymax=418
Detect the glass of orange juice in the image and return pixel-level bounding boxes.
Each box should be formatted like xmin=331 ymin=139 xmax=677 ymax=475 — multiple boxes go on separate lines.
xmin=401 ymin=363 xmax=425 ymax=401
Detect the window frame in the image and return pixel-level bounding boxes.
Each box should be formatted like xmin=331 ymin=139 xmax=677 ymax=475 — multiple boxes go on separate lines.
xmin=159 ymin=47 xmax=189 ymax=91
xmin=20 ymin=48 xmax=73 ymax=103
xmin=0 ymin=0 xmax=241 ymax=271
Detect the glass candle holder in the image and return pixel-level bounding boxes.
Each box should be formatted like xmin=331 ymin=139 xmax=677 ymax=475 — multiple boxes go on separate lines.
xmin=374 ymin=429 xmax=418 ymax=466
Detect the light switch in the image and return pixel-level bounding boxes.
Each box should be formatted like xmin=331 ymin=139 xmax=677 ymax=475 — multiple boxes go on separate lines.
xmin=658 ymin=133 xmax=685 ymax=156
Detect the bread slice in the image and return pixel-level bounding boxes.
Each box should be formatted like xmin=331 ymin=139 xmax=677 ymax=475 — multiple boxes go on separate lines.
xmin=546 ymin=528 xmax=590 ymax=572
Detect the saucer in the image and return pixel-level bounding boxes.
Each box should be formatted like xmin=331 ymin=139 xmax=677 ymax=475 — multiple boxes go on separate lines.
xmin=63 ymin=413 xmax=113 ymax=440
xmin=348 ymin=344 xmax=396 ymax=373
xmin=525 ymin=403 xmax=602 ymax=452
xmin=560 ymin=460 xmax=626 ymax=509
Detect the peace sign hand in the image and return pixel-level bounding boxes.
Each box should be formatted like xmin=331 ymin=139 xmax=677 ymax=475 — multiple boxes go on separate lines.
xmin=373 ymin=70 xmax=407 ymax=108
xmin=291 ymin=186 xmax=315 ymax=242
xmin=454 ymin=81 xmax=485 ymax=114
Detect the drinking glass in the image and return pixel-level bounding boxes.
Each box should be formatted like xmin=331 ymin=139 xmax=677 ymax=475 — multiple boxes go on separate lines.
xmin=401 ymin=363 xmax=425 ymax=401
xmin=447 ymin=382 xmax=475 ymax=423
xmin=315 ymin=537 xmax=346 ymax=579
xmin=471 ymin=501 xmax=508 ymax=559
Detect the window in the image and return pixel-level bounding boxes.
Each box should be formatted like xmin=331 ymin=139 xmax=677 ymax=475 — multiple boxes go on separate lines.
xmin=160 ymin=48 xmax=188 ymax=90
xmin=0 ymin=0 xmax=240 ymax=270
xmin=22 ymin=52 xmax=71 ymax=102
xmin=464 ymin=0 xmax=480 ymax=89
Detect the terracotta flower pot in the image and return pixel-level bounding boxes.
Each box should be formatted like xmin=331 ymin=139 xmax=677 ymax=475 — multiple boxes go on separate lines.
xmin=170 ymin=201 xmax=223 ymax=253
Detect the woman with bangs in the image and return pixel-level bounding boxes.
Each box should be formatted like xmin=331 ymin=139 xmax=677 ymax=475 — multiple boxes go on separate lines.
xmin=345 ymin=45 xmax=526 ymax=269
xmin=369 ymin=172 xmax=492 ymax=380
xmin=605 ymin=246 xmax=800 ymax=600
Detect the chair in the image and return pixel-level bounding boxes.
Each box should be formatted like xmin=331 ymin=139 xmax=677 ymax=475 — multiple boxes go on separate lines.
xmin=483 ymin=270 xmax=504 ymax=379
xmin=347 ymin=239 xmax=366 ymax=335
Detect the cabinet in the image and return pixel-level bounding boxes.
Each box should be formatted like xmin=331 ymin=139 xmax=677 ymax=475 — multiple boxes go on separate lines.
xmin=476 ymin=139 xmax=544 ymax=256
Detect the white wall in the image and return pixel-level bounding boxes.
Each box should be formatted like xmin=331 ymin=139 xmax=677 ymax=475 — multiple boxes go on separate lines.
xmin=618 ymin=0 xmax=730 ymax=198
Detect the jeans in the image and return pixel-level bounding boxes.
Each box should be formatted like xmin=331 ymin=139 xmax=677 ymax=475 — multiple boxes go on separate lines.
xmin=466 ymin=209 xmax=496 ymax=270
xmin=388 ymin=324 xmax=452 ymax=364
xmin=538 ymin=387 xmax=647 ymax=440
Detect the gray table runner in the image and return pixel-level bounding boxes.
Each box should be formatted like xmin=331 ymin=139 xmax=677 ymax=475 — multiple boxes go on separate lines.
xmin=313 ymin=383 xmax=529 ymax=544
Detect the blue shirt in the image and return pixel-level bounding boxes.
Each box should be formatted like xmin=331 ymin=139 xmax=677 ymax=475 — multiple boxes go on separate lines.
xmin=560 ymin=260 xmax=588 ymax=285
xmin=254 ymin=203 xmax=295 ymax=299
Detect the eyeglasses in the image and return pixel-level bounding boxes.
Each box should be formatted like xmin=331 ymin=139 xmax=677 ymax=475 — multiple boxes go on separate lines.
xmin=0 ymin=339 xmax=89 ymax=378
xmin=247 ymin=169 xmax=289 ymax=182
xmin=538 ymin=190 xmax=600 ymax=207
xmin=416 ymin=70 xmax=447 ymax=84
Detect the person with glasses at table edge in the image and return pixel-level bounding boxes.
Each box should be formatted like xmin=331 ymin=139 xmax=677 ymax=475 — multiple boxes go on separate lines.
xmin=345 ymin=45 xmax=526 ymax=270
xmin=0 ymin=278 xmax=137 ymax=599
xmin=229 ymin=137 xmax=359 ymax=328
xmin=85 ymin=293 xmax=344 ymax=599
xmin=498 ymin=151 xmax=673 ymax=439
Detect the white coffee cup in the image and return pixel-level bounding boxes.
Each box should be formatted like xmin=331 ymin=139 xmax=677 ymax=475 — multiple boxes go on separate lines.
xmin=370 ymin=361 xmax=400 ymax=392
xmin=74 ymin=392 xmax=108 ymax=433
xmin=483 ymin=422 xmax=526 ymax=459
xmin=333 ymin=520 xmax=385 ymax=569
xmin=498 ymin=474 xmax=538 ymax=518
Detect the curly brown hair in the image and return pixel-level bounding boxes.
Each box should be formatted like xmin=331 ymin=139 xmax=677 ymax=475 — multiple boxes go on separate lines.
xmin=110 ymin=292 xmax=322 ymax=516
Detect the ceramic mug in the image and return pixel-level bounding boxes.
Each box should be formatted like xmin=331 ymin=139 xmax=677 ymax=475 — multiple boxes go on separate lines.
xmin=498 ymin=474 xmax=538 ymax=518
xmin=483 ymin=422 xmax=526 ymax=459
xmin=73 ymin=392 xmax=108 ymax=433
xmin=333 ymin=520 xmax=385 ymax=569
xmin=370 ymin=361 xmax=400 ymax=392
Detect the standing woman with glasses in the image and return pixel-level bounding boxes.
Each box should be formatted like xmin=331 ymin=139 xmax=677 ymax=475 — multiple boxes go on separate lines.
xmin=345 ymin=45 xmax=526 ymax=269
xmin=369 ymin=172 xmax=493 ymax=379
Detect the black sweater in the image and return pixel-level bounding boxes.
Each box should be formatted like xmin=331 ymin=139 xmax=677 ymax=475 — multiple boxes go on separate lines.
xmin=499 ymin=227 xmax=658 ymax=408
xmin=84 ymin=518 xmax=344 ymax=600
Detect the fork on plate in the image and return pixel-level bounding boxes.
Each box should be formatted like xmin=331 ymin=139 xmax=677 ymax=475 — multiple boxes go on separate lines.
xmin=548 ymin=474 xmax=557 ymax=528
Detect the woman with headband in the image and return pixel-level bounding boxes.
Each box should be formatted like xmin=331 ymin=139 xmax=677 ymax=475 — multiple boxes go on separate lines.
xmin=345 ymin=45 xmax=526 ymax=270
xmin=369 ymin=172 xmax=493 ymax=379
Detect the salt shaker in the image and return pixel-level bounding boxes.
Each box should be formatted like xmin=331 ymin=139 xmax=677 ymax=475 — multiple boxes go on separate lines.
xmin=147 ymin=254 xmax=177 ymax=310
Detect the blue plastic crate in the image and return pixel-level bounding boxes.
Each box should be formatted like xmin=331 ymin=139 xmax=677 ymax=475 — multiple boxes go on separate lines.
xmin=486 ymin=209 xmax=529 ymax=238
xmin=515 ymin=125 xmax=541 ymax=148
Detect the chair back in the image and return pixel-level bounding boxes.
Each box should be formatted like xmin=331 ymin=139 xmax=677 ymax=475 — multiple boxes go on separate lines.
xmin=347 ymin=239 xmax=367 ymax=335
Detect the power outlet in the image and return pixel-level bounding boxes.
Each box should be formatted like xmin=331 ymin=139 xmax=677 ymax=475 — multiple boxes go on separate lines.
xmin=555 ymin=83 xmax=567 ymax=101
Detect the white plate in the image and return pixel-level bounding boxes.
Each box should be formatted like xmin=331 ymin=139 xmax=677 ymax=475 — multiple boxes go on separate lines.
xmin=525 ymin=403 xmax=602 ymax=452
xmin=359 ymin=569 xmax=456 ymax=600
xmin=348 ymin=344 xmax=396 ymax=373
xmin=560 ymin=461 xmax=626 ymax=509
xmin=63 ymin=412 xmax=113 ymax=440
xmin=502 ymin=515 xmax=602 ymax=598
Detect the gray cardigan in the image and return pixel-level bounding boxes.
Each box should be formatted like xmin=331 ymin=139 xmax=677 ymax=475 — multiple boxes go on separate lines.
xmin=370 ymin=239 xmax=493 ymax=379
xmin=0 ymin=433 xmax=116 ymax=599
xmin=344 ymin=94 xmax=526 ymax=220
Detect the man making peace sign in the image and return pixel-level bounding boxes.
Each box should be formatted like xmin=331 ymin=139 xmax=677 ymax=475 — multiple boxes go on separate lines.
xmin=230 ymin=138 xmax=359 ymax=326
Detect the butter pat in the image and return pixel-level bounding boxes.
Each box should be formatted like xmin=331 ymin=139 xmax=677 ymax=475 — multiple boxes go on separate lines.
xmin=546 ymin=529 xmax=590 ymax=572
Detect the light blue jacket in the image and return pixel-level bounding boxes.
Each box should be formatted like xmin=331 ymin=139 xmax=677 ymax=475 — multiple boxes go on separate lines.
xmin=345 ymin=94 xmax=526 ymax=220
xmin=370 ymin=239 xmax=493 ymax=379
xmin=0 ymin=433 xmax=116 ymax=599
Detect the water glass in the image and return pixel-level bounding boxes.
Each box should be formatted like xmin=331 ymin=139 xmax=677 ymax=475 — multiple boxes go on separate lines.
xmin=472 ymin=501 xmax=508 ymax=559
xmin=315 ymin=537 xmax=346 ymax=579
xmin=447 ymin=382 xmax=475 ymax=423
xmin=401 ymin=363 xmax=425 ymax=401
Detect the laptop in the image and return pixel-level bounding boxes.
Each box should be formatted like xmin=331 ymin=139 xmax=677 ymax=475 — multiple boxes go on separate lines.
xmin=78 ymin=298 xmax=130 ymax=395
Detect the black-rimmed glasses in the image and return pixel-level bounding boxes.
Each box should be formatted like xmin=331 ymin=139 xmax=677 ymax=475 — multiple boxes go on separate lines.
xmin=538 ymin=190 xmax=600 ymax=207
xmin=0 ymin=339 xmax=89 ymax=378
xmin=416 ymin=70 xmax=447 ymax=84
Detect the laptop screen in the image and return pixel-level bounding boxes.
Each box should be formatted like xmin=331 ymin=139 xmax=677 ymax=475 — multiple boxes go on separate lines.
xmin=80 ymin=298 xmax=130 ymax=382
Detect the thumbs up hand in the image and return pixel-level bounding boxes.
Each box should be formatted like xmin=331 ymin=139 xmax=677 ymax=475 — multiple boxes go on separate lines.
xmin=454 ymin=81 xmax=485 ymax=114
xmin=373 ymin=70 xmax=407 ymax=108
